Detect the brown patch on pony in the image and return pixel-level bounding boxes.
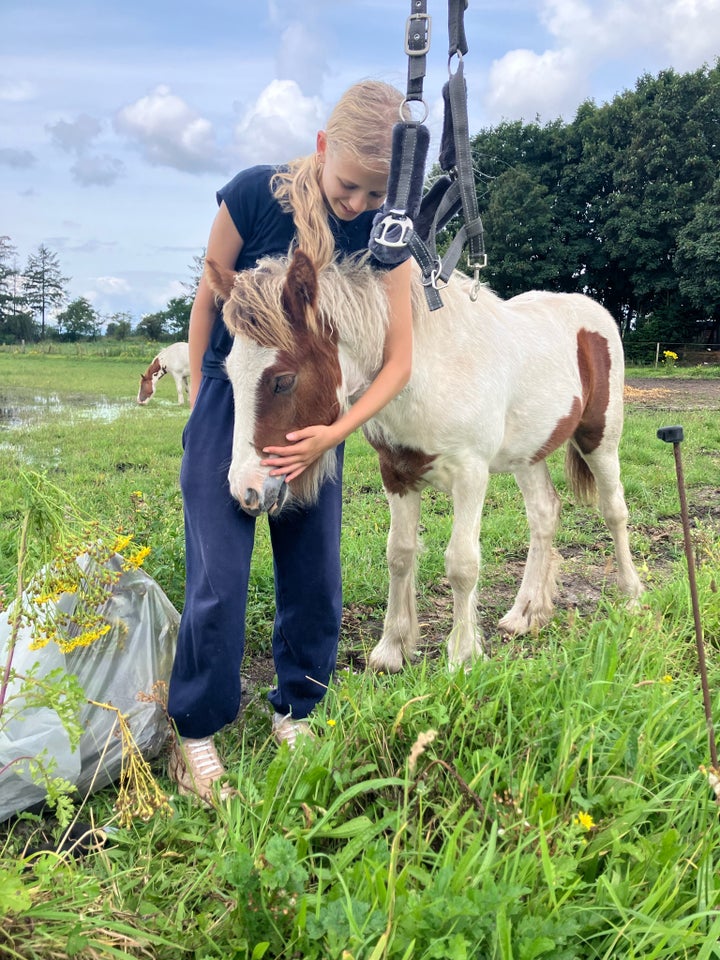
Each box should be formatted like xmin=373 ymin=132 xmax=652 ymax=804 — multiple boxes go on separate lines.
xmin=531 ymin=395 xmax=583 ymax=464
xmin=573 ymin=328 xmax=611 ymax=454
xmin=370 ymin=440 xmax=437 ymax=495
xmin=531 ymin=328 xmax=612 ymax=464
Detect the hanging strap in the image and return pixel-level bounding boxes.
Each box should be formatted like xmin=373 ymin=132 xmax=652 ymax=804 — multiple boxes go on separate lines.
xmin=369 ymin=0 xmax=486 ymax=310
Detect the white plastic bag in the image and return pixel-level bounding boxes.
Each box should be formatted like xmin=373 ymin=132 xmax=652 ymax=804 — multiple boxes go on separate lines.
xmin=0 ymin=556 xmax=179 ymax=822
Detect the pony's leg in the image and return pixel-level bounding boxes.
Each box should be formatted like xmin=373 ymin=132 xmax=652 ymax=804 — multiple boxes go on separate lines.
xmin=580 ymin=445 xmax=644 ymax=602
xmin=444 ymin=466 xmax=489 ymax=669
xmin=172 ymin=373 xmax=184 ymax=404
xmin=368 ymin=489 xmax=422 ymax=673
xmin=499 ymin=461 xmax=561 ymax=635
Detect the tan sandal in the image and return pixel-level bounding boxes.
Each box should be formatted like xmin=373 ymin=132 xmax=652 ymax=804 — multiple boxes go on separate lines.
xmin=272 ymin=712 xmax=314 ymax=749
xmin=167 ymin=736 xmax=234 ymax=804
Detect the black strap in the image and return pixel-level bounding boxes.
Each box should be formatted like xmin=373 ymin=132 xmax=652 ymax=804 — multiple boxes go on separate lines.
xmin=405 ymin=0 xmax=430 ymax=102
xmin=447 ymin=0 xmax=468 ymax=57
xmin=371 ymin=0 xmax=486 ymax=310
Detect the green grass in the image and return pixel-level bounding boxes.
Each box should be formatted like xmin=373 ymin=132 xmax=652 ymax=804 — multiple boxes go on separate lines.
xmin=1 ymin=353 xmax=720 ymax=959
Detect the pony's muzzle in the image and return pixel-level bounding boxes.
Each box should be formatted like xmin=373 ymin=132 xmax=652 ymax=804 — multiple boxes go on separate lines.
xmin=237 ymin=474 xmax=289 ymax=516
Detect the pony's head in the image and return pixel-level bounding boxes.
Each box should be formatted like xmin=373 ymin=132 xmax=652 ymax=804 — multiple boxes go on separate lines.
xmin=137 ymin=357 xmax=163 ymax=404
xmin=207 ymin=250 xmax=342 ymax=516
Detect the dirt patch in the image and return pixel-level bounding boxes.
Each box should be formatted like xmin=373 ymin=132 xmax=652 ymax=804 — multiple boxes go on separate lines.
xmin=624 ymin=377 xmax=720 ymax=410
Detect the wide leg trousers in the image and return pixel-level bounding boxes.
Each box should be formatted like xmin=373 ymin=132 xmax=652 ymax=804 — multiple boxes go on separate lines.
xmin=167 ymin=376 xmax=344 ymax=739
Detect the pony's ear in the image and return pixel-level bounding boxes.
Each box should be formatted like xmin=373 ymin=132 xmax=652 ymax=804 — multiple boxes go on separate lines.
xmin=281 ymin=250 xmax=319 ymax=329
xmin=204 ymin=258 xmax=236 ymax=301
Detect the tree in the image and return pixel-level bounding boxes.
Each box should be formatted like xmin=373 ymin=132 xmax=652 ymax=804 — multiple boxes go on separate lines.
xmin=136 ymin=296 xmax=191 ymax=341
xmin=23 ymin=244 xmax=69 ymax=339
xmin=55 ymin=297 xmax=100 ymax=341
xmin=483 ymin=168 xmax=560 ymax=296
xmin=181 ymin=250 xmax=205 ymax=300
xmin=135 ymin=311 xmax=167 ymax=341
xmin=163 ymin=296 xmax=192 ymax=340
xmin=104 ymin=311 xmax=133 ymax=340
xmin=0 ymin=236 xmax=34 ymax=343
xmin=675 ymin=179 xmax=720 ymax=335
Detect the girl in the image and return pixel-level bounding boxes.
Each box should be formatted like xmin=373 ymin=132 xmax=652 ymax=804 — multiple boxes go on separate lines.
xmin=167 ymin=80 xmax=413 ymax=803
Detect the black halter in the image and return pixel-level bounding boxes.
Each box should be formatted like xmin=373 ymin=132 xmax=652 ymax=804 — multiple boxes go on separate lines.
xmin=369 ymin=0 xmax=486 ymax=309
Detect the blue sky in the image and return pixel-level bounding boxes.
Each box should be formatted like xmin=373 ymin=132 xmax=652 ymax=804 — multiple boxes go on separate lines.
xmin=2 ymin=0 xmax=718 ymax=322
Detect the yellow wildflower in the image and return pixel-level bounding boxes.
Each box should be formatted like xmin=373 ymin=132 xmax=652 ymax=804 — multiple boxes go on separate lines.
xmin=662 ymin=674 xmax=673 ymax=683
xmin=113 ymin=534 xmax=134 ymax=553
xmin=122 ymin=546 xmax=151 ymax=570
xmin=573 ymin=811 xmax=595 ymax=831
xmin=327 ymin=718 xmax=336 ymax=727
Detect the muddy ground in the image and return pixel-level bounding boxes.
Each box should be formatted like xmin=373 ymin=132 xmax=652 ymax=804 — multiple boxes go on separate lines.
xmin=243 ymin=377 xmax=719 ymax=690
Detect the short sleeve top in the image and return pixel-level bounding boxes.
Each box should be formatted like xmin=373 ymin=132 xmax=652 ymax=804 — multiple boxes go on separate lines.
xmin=202 ymin=164 xmax=392 ymax=379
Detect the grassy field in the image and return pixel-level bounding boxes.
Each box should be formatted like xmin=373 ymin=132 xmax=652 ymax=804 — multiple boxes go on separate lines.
xmin=1 ymin=350 xmax=720 ymax=959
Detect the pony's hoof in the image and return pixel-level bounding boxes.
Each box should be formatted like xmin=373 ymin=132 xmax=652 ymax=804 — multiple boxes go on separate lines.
xmin=368 ymin=642 xmax=406 ymax=674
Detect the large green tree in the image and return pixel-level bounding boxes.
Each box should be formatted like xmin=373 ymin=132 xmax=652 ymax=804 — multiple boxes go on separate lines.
xmin=55 ymin=297 xmax=100 ymax=341
xmin=23 ymin=244 xmax=68 ymax=339
xmin=465 ymin=63 xmax=720 ymax=340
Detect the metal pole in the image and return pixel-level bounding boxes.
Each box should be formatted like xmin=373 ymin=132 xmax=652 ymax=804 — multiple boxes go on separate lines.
xmin=657 ymin=425 xmax=718 ymax=769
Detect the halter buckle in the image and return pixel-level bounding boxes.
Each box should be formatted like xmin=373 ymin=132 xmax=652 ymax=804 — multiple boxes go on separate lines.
xmin=405 ymin=13 xmax=431 ymax=56
xmin=374 ymin=211 xmax=414 ymax=248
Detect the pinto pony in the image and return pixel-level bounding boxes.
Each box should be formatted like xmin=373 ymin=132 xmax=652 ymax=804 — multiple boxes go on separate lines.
xmin=137 ymin=342 xmax=190 ymax=405
xmin=207 ymin=251 xmax=643 ymax=672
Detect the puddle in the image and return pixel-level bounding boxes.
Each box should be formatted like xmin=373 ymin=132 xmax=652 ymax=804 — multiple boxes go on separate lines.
xmin=0 ymin=390 xmax=133 ymax=429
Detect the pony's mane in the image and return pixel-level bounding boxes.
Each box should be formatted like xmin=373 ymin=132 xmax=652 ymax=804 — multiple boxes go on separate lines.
xmin=224 ymin=254 xmax=408 ymax=372
xmin=223 ymin=260 xmax=297 ymax=354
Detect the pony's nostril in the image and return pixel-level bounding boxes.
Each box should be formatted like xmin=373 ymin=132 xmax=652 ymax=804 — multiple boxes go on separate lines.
xmin=244 ymin=489 xmax=259 ymax=510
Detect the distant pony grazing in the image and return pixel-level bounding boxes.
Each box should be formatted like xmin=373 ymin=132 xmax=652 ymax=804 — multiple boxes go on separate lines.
xmin=137 ymin=342 xmax=190 ymax=405
xmin=207 ymin=251 xmax=644 ymax=673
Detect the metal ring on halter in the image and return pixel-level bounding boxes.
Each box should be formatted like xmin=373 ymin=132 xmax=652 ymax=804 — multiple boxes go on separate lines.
xmin=448 ymin=49 xmax=463 ymax=77
xmin=420 ymin=259 xmax=446 ymax=290
xmin=400 ymin=98 xmax=429 ymax=124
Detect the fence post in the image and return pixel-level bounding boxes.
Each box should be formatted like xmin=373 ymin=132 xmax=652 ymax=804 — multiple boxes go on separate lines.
xmin=655 ymin=342 xmax=660 ymax=368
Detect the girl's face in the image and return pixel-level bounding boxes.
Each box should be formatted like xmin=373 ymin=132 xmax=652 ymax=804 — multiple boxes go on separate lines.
xmin=316 ymin=131 xmax=389 ymax=221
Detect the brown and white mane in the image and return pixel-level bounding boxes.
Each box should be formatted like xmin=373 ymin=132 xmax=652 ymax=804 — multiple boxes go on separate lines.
xmin=207 ymin=251 xmax=644 ymax=672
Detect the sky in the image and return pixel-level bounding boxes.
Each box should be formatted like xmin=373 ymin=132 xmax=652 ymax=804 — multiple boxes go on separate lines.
xmin=2 ymin=0 xmax=719 ymax=323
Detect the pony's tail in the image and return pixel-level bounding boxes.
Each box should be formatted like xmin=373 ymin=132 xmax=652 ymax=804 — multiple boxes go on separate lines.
xmin=564 ymin=444 xmax=598 ymax=507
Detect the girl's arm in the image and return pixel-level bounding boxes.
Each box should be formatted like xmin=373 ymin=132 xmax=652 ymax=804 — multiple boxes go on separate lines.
xmin=262 ymin=257 xmax=413 ymax=481
xmin=188 ymin=202 xmax=243 ymax=407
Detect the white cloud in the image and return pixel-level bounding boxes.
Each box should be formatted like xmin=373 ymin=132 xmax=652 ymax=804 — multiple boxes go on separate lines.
xmin=0 ymin=78 xmax=35 ymax=102
xmin=114 ymin=85 xmax=224 ymax=174
xmin=485 ymin=47 xmax=585 ymax=122
xmin=276 ymin=22 xmax=328 ymax=95
xmin=484 ymin=0 xmax=720 ymax=123
xmin=95 ymin=276 xmax=130 ymax=294
xmin=233 ymin=80 xmax=324 ymax=166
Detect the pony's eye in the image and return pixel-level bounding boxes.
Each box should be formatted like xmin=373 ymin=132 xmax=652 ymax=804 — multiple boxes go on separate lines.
xmin=273 ymin=374 xmax=296 ymax=394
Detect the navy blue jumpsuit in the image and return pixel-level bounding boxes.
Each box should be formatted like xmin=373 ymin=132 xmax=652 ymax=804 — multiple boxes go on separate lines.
xmin=168 ymin=165 xmax=382 ymax=739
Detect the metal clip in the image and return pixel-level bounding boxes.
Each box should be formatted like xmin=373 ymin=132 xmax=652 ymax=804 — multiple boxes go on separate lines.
xmin=404 ymin=12 xmax=431 ymax=56
xmin=469 ymin=254 xmax=488 ymax=301
xmin=374 ymin=212 xmax=414 ymax=248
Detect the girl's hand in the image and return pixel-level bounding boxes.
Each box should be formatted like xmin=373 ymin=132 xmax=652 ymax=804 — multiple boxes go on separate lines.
xmin=261 ymin=424 xmax=341 ymax=483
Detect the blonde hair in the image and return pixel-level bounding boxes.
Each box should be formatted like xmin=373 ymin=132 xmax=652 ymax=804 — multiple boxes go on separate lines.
xmin=272 ymin=80 xmax=404 ymax=268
